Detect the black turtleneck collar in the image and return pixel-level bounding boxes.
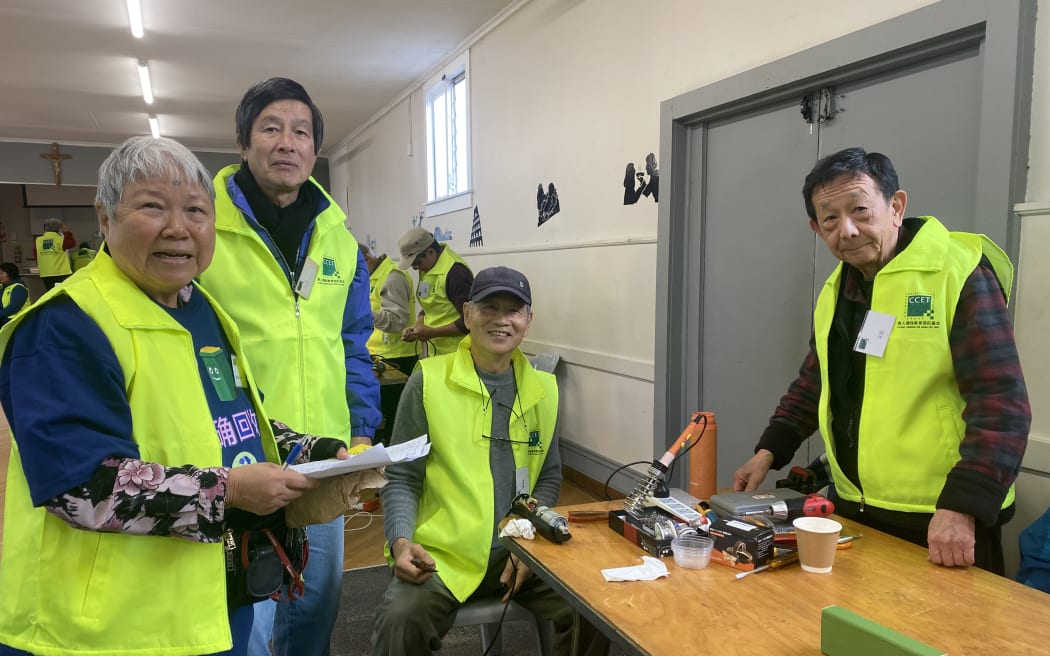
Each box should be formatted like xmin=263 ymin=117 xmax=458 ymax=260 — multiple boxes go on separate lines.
xmin=233 ymin=164 xmax=318 ymax=271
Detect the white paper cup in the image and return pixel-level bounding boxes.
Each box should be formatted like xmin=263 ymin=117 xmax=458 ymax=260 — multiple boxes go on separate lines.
xmin=792 ymin=516 xmax=843 ymax=573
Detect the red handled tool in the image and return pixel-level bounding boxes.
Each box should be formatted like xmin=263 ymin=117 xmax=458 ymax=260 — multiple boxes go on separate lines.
xmin=786 ymin=493 xmax=834 ymax=519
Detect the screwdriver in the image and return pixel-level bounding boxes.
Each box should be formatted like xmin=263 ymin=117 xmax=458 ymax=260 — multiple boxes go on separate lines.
xmin=736 ymin=551 xmax=800 ymax=579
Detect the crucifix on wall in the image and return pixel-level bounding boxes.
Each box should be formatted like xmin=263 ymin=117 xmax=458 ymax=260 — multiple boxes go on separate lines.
xmin=39 ymin=142 xmax=72 ymax=186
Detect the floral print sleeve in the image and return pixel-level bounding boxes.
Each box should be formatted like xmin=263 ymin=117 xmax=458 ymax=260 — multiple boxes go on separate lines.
xmin=42 ymin=457 xmax=231 ymax=544
xmin=41 ymin=423 xmax=348 ymax=543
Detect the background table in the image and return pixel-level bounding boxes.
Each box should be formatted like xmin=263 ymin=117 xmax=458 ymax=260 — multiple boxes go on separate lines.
xmin=503 ymin=501 xmax=1050 ymax=655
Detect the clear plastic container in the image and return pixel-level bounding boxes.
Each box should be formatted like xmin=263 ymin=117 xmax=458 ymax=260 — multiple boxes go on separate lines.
xmin=671 ymin=534 xmax=713 ymax=569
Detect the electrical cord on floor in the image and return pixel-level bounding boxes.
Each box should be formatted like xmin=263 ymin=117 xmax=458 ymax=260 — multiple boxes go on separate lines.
xmin=344 ymin=511 xmax=383 ymax=531
xmin=480 ymin=556 xmax=517 ymax=656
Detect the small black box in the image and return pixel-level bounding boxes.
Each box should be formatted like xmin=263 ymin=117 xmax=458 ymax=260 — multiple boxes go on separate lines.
xmin=608 ymin=509 xmax=675 ymax=557
xmin=708 ymin=515 xmax=775 ymax=571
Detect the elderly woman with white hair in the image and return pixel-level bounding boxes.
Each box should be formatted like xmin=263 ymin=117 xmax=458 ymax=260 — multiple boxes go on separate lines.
xmin=0 ymin=136 xmax=351 ymax=656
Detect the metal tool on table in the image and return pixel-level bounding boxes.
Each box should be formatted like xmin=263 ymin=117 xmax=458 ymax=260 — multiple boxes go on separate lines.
xmin=623 ymin=412 xmax=710 ymax=516
xmin=512 ymin=494 xmax=571 ymax=543
xmin=710 ymin=489 xmax=835 ymax=522
xmin=567 ymin=510 xmax=610 ymax=523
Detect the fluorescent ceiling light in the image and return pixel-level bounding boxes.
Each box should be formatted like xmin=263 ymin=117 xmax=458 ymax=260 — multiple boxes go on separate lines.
xmin=148 ymin=115 xmax=159 ymax=138
xmin=138 ymin=60 xmax=154 ymax=104
xmin=127 ymin=0 xmax=143 ymax=38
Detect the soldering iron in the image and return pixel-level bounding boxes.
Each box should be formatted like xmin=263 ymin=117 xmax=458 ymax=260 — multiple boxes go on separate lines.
xmin=623 ymin=412 xmax=707 ymax=516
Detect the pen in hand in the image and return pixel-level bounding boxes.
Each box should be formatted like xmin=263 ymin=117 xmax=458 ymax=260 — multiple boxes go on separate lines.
xmin=282 ymin=442 xmax=304 ymax=470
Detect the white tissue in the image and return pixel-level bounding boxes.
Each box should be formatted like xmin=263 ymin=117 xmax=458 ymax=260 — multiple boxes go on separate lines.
xmin=601 ymin=556 xmax=670 ymax=582
xmin=499 ymin=518 xmax=536 ymax=540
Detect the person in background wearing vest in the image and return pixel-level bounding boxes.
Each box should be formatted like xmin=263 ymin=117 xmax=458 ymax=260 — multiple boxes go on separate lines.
xmin=397 ymin=227 xmax=473 ymax=358
xmin=359 ymin=242 xmax=417 ymax=444
xmin=373 ymin=267 xmax=608 ymax=656
xmin=733 ymin=147 xmax=1030 ymax=575
xmin=34 ymin=218 xmax=72 ymax=290
xmin=199 ymin=78 xmax=381 ymax=656
xmin=0 ymin=136 xmax=354 ymax=655
xmin=0 ymin=262 xmax=29 ymax=326
xmin=71 ymin=241 xmax=97 ymax=272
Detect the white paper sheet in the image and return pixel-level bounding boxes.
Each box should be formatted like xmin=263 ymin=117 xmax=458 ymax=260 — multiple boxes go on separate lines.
xmin=289 ymin=435 xmax=431 ymax=479
xmin=601 ymin=556 xmax=670 ymax=582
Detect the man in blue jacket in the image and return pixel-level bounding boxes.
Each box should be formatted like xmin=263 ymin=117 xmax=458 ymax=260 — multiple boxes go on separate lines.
xmin=200 ymin=77 xmax=381 ymax=656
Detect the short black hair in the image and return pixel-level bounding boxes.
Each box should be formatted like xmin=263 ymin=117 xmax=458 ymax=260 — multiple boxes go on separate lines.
xmin=235 ymin=78 xmax=324 ymax=154
xmin=802 ymin=147 xmax=899 ymax=221
xmin=0 ymin=262 xmax=20 ymax=280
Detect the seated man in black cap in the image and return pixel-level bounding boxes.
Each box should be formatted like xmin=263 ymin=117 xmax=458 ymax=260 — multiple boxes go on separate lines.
xmin=372 ymin=266 xmax=607 ymax=656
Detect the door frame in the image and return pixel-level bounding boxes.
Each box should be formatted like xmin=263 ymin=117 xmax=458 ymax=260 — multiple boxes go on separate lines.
xmin=654 ymin=0 xmax=1036 ymax=482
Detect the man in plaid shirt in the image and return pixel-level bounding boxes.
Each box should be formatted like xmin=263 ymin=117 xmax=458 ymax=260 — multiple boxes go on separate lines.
xmin=733 ymin=147 xmax=1030 ymax=575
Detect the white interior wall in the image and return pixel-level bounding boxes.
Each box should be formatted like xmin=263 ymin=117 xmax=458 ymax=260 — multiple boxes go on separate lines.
xmin=1018 ymin=0 xmax=1050 ymax=446
xmin=333 ymin=0 xmax=941 ymax=467
xmin=1005 ymin=0 xmax=1050 ymax=576
xmin=331 ymin=95 xmax=424 ymax=251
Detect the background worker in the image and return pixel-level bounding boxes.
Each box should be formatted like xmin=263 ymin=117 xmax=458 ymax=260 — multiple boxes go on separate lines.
xmin=733 ymin=147 xmax=1030 ymax=574
xmin=200 ymin=77 xmax=381 ymax=656
xmin=397 ymin=227 xmax=472 ymax=358
xmin=71 ymin=241 xmax=97 ymax=271
xmin=0 ymin=262 xmax=29 ymax=325
xmin=360 ymin=242 xmax=416 ymax=443
xmin=34 ymin=218 xmax=71 ymax=290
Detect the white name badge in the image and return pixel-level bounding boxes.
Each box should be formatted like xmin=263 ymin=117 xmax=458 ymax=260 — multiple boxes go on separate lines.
xmin=417 ymin=280 xmax=432 ymax=299
xmin=295 ymin=257 xmax=320 ymax=299
xmin=854 ymin=310 xmax=895 ymax=357
xmin=231 ymin=353 xmax=243 ymax=388
xmin=515 ymin=466 xmax=530 ymax=496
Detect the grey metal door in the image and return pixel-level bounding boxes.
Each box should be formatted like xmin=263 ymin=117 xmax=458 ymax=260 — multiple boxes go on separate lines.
xmin=699 ymin=102 xmax=820 ymax=486
xmin=698 ymin=43 xmax=984 ymax=489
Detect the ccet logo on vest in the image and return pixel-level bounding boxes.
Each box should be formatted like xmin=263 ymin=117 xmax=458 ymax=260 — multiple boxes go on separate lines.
xmin=897 ymin=293 xmax=940 ymax=329
xmin=527 ymin=430 xmax=545 ymax=455
xmin=318 ymin=256 xmax=346 ymax=287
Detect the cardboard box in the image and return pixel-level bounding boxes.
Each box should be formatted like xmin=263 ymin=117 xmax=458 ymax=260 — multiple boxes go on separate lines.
xmin=708 ymin=515 xmax=774 ymax=571
xmin=608 ymin=509 xmax=675 ymax=557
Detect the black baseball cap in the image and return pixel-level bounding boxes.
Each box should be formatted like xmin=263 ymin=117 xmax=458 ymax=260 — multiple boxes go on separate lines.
xmin=468 ymin=266 xmax=532 ymax=305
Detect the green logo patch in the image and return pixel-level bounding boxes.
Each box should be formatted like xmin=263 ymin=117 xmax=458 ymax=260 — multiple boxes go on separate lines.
xmin=906 ymin=294 xmax=934 ymax=319
xmin=322 ymin=257 xmax=339 ymax=277
xmin=528 ymin=430 xmax=541 ymax=447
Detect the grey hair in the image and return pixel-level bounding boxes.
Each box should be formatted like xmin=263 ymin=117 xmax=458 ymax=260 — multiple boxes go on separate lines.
xmin=42 ymin=218 xmax=63 ymax=232
xmin=94 ymin=136 xmax=214 ymax=218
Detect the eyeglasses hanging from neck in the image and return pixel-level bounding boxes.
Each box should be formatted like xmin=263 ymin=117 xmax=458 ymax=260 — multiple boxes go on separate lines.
xmin=479 ymin=377 xmax=531 ymax=444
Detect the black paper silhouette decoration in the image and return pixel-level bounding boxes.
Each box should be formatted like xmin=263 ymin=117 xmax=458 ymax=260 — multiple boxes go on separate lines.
xmin=623 ymin=152 xmax=659 ymax=205
xmin=537 ymin=183 xmax=560 ymax=226
xmin=470 ymin=206 xmax=483 ymax=247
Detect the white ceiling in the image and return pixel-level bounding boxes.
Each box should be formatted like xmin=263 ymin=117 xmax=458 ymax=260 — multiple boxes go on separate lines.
xmin=0 ymin=0 xmax=518 ymax=155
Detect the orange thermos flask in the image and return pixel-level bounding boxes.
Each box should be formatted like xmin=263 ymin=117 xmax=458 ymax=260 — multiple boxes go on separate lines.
xmin=688 ymin=411 xmax=717 ymax=500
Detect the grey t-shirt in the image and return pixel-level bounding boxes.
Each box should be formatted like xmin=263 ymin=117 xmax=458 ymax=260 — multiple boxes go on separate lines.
xmin=381 ymin=360 xmax=562 ymax=560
